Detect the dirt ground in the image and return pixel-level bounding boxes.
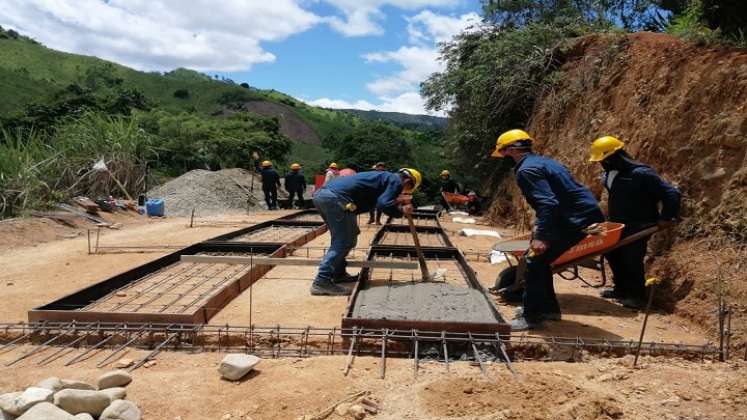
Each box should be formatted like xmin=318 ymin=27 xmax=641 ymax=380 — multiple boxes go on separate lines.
xmin=0 ymin=212 xmax=745 ymax=419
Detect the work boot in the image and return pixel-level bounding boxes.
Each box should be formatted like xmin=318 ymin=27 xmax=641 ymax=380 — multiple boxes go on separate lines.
xmin=514 ymin=306 xmax=561 ymax=321
xmin=621 ymin=297 xmax=646 ymax=309
xmin=310 ymin=282 xmax=351 ymax=296
xmin=600 ymin=288 xmax=622 ymax=299
xmin=510 ymin=316 xmax=542 ymax=331
xmin=334 ymin=273 xmax=359 ymax=283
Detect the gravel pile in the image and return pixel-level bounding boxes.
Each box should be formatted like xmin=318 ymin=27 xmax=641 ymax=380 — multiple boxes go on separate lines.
xmin=148 ymin=168 xmax=286 ymax=217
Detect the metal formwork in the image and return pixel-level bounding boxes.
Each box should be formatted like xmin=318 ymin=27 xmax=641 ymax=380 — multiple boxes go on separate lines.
xmin=29 ymin=212 xmax=327 ymax=324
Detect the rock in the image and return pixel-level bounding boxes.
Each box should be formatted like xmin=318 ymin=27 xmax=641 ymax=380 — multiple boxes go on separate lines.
xmin=0 ymin=392 xmax=22 ymax=416
xmin=220 ymin=414 xmax=232 ymax=420
xmin=218 ymin=354 xmax=261 ymax=381
xmin=463 ymin=386 xmax=474 ymax=394
xmin=114 ymin=359 xmax=134 ymax=369
xmin=74 ymin=414 xmax=94 ymax=420
xmin=358 ymin=397 xmax=379 ymax=414
xmin=97 ymin=371 xmax=133 ymax=389
xmin=54 ymin=389 xmax=111 ymax=416
xmin=348 ymin=404 xmax=366 ymax=420
xmin=100 ymin=387 xmax=127 ymax=402
xmin=35 ymin=377 xmax=63 ymax=392
xmin=59 ymin=380 xmax=96 ymax=391
xmin=16 ymin=402 xmax=75 ymax=420
xmin=100 ymin=400 xmax=142 ymax=420
xmin=334 ymin=402 xmax=351 ymax=416
xmin=5 ymin=388 xmax=54 ymax=416
xmin=143 ymin=361 xmax=156 ymax=368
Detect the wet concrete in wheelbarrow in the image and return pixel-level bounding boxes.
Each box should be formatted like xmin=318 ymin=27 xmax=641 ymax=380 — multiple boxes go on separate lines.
xmin=351 ymin=282 xmax=501 ymax=323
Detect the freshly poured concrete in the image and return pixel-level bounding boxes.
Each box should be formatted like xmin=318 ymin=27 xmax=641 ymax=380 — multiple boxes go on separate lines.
xmin=351 ymin=282 xmax=501 ymax=323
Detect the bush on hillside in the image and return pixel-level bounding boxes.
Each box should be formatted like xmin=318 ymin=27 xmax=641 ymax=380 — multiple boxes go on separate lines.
xmin=173 ymin=89 xmax=190 ymax=99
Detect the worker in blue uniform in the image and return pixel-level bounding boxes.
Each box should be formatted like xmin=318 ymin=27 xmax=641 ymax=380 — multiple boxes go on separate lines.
xmin=310 ymin=168 xmax=422 ymax=296
xmin=285 ymin=163 xmax=307 ymax=209
xmin=493 ymin=129 xmax=604 ymax=331
xmin=253 ymin=152 xmax=281 ymax=210
xmin=589 ymin=136 xmax=681 ymax=308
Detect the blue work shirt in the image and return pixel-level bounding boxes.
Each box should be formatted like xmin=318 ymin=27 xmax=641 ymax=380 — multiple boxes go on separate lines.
xmin=321 ymin=171 xmax=404 ymax=217
xmin=253 ymin=160 xmax=280 ymax=190
xmin=603 ymin=163 xmax=680 ymax=230
xmin=515 ymin=154 xmax=603 ymax=241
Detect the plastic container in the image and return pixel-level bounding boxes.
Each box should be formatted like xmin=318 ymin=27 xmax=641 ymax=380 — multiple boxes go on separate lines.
xmin=145 ymin=198 xmax=165 ymax=217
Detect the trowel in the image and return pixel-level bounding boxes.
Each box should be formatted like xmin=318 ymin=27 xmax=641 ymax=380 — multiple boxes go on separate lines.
xmin=406 ymin=213 xmax=447 ymax=282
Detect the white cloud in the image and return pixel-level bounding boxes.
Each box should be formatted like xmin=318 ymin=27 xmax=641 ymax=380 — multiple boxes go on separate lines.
xmin=328 ymin=10 xmax=476 ymax=114
xmin=307 ymin=97 xmax=377 ymax=110
xmin=321 ymin=0 xmax=460 ymax=37
xmin=406 ymin=10 xmax=480 ymax=44
xmin=0 ymin=0 xmax=320 ymax=71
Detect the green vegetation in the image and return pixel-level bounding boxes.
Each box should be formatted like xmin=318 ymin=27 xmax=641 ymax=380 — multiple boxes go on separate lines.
xmin=422 ymin=0 xmax=747 ymax=186
xmin=0 ymin=26 xmax=448 ymax=215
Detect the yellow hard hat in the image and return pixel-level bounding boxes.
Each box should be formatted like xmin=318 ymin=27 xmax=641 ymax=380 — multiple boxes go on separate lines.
xmin=328 ymin=162 xmax=338 ymax=169
xmin=290 ymin=163 xmax=301 ymax=170
xmin=440 ymin=170 xmax=450 ymax=177
xmin=589 ymin=136 xmax=625 ymax=162
xmin=398 ymin=168 xmax=422 ymax=194
xmin=491 ymin=129 xmax=534 ymax=158
xmin=261 ymin=160 xmax=272 ymax=167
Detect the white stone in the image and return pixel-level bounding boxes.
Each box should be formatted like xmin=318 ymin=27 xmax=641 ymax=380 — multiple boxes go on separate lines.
xmin=218 ymin=354 xmax=261 ymax=381
xmin=100 ymin=400 xmax=142 ymax=420
xmin=0 ymin=408 xmax=15 ymax=420
xmin=97 ymin=371 xmax=133 ymax=390
xmin=73 ymin=414 xmax=94 ymax=420
xmin=114 ymin=359 xmax=134 ymax=369
xmin=54 ymin=389 xmax=111 ymax=416
xmin=34 ymin=377 xmax=62 ymax=392
xmin=0 ymin=392 xmax=22 ymax=416
xmin=16 ymin=402 xmax=74 ymax=420
xmin=100 ymin=388 xmax=127 ymax=402
xmin=8 ymin=388 xmax=53 ymax=416
xmin=59 ymin=380 xmax=96 ymax=391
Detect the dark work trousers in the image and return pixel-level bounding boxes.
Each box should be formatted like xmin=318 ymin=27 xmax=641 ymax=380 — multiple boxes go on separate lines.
xmin=605 ymin=228 xmax=649 ymax=300
xmin=523 ymin=230 xmax=586 ymax=322
xmin=288 ymin=190 xmax=305 ymax=208
xmin=263 ymin=187 xmax=278 ymax=210
xmin=367 ymin=208 xmax=382 ymax=224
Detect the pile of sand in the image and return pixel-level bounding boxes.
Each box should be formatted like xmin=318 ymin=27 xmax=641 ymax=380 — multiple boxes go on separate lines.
xmin=148 ymin=168 xmax=286 ymax=217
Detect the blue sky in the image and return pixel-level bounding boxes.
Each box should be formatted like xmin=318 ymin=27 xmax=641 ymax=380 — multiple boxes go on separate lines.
xmin=1 ymin=0 xmax=482 ymax=114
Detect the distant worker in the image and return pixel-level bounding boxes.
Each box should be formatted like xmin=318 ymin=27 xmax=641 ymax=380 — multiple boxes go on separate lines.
xmin=285 ymin=163 xmax=307 ymax=209
xmin=367 ymin=162 xmax=387 ymax=225
xmin=310 ymin=168 xmax=422 ymax=295
xmin=589 ymin=136 xmax=681 ymax=308
xmin=492 ymin=129 xmax=604 ymax=331
xmin=439 ymin=169 xmax=460 ymax=209
xmin=324 ymin=162 xmax=340 ymax=185
xmin=252 ymin=152 xmax=281 ymax=210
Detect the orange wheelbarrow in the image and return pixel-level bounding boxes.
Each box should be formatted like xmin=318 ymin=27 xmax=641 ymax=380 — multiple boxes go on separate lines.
xmin=489 ymin=222 xmax=659 ymax=301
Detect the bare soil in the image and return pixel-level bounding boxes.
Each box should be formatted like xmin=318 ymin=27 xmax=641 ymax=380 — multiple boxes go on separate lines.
xmin=240 ymin=101 xmax=321 ymax=145
xmin=0 ymin=213 xmax=744 ymax=419
xmin=486 ymin=32 xmax=747 ymax=354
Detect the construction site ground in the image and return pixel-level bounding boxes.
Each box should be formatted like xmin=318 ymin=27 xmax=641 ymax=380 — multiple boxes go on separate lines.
xmin=1 ymin=211 xmax=745 ymax=419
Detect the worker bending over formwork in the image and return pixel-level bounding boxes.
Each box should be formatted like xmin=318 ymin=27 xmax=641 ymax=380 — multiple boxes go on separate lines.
xmin=310 ymin=168 xmax=422 ymax=296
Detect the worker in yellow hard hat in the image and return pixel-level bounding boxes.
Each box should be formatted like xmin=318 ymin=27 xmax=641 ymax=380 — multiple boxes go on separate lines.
xmin=310 ymin=166 xmax=420 ymax=296
xmin=491 ymin=129 xmax=604 ymax=331
xmin=252 ymin=151 xmax=281 ymax=210
xmin=284 ymin=163 xmax=307 ymax=209
xmin=324 ymin=162 xmax=340 ymax=185
xmin=589 ymin=136 xmax=681 ymax=308
xmin=439 ymin=169 xmax=460 ymax=210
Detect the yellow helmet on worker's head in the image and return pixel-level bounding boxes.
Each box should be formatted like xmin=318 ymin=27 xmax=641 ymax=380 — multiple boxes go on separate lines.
xmin=261 ymin=160 xmax=272 ymax=168
xmin=290 ymin=163 xmax=301 ymax=170
xmin=328 ymin=162 xmax=338 ymax=169
xmin=440 ymin=170 xmax=450 ymax=177
xmin=491 ymin=129 xmax=534 ymax=158
xmin=398 ymin=168 xmax=422 ymax=194
xmin=589 ymin=136 xmax=625 ymax=162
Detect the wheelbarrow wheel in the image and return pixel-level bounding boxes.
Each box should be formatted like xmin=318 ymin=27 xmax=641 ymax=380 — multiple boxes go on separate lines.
xmin=495 ymin=266 xmax=523 ymax=302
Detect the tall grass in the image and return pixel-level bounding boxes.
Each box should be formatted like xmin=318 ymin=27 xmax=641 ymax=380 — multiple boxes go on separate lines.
xmin=0 ymin=112 xmax=155 ymax=217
